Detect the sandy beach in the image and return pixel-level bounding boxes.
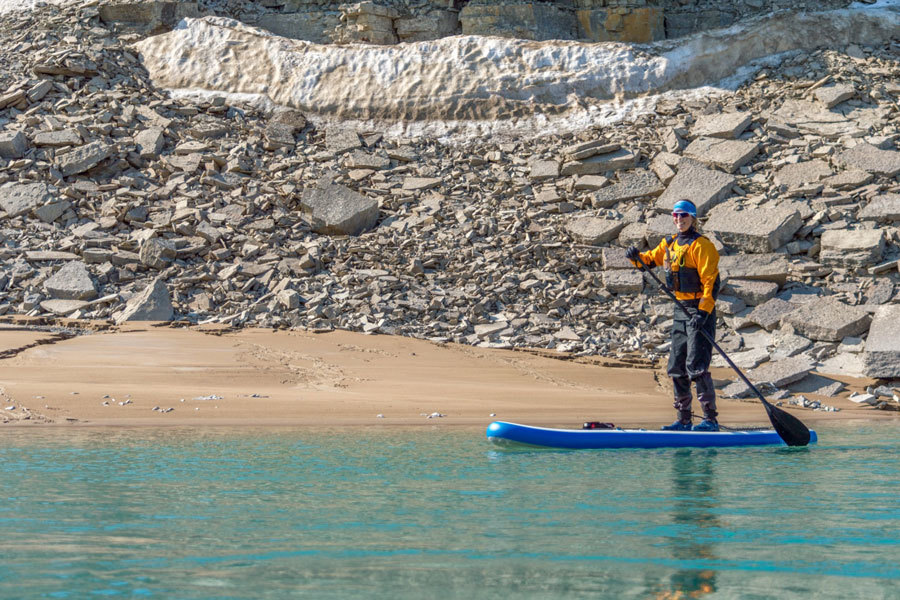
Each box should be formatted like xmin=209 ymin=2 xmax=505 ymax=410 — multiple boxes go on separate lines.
xmin=0 ymin=316 xmax=889 ymax=428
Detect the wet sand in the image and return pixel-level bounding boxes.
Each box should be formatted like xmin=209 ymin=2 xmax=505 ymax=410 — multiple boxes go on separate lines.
xmin=0 ymin=319 xmax=891 ymax=428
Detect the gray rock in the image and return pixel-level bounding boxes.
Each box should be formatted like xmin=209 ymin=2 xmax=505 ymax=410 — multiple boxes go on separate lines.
xmin=529 ymin=159 xmax=559 ymax=181
xmin=767 ymin=99 xmax=866 ymax=139
xmin=43 ymin=261 xmax=97 ymax=301
xmin=602 ymin=270 xmax=643 ymax=294
xmin=819 ymin=229 xmax=885 ymax=267
xmin=264 ymin=122 xmax=297 ymax=149
xmin=324 ymin=126 xmax=361 ymax=154
xmin=814 ymin=83 xmax=856 ymax=108
xmin=0 ymin=182 xmax=52 ymax=218
xmin=773 ymin=159 xmax=833 ymax=188
xmin=565 ymin=217 xmax=624 ymax=245
xmin=650 ymin=151 xmax=678 ymax=184
xmin=863 ymin=280 xmax=894 ymax=306
xmin=704 ymin=201 xmax=802 ymax=253
xmin=618 ymin=222 xmax=648 ymax=248
xmin=748 ymin=355 xmax=814 ymax=387
xmin=787 ymin=373 xmax=844 ymax=397
xmin=25 ymin=251 xmax=79 ymax=261
xmin=683 ymin=137 xmax=759 ymax=173
xmin=590 ymin=169 xmax=663 ymax=208
xmin=782 ymin=296 xmax=871 ymax=342
xmin=564 ymin=140 xmax=620 ymax=161
xmin=560 ymin=148 xmax=638 ymax=176
xmin=770 ymin=325 xmax=813 ymax=358
xmin=574 ymin=175 xmax=608 ymax=190
xmin=746 ymin=297 xmax=797 ymax=331
xmin=134 ymin=127 xmax=165 ymax=158
xmin=300 ymin=178 xmax=379 ymax=236
xmin=601 ymin=247 xmax=632 ymax=270
xmin=83 ymin=248 xmax=113 ymax=264
xmin=857 ymin=193 xmax=900 ymax=222
xmin=715 ymin=293 xmax=746 ymax=315
xmin=33 ymin=200 xmax=71 ymax=224
xmin=713 ymin=347 xmax=769 ymax=370
xmin=401 ymin=177 xmax=441 ymax=191
xmin=33 ymin=129 xmax=81 ymax=147
xmin=115 ymin=278 xmax=174 ymax=323
xmin=196 ymin=222 xmax=223 ymax=244
xmin=691 ymin=111 xmax=752 ymax=139
xmin=0 ymin=130 xmax=28 ymax=158
xmin=40 ymin=299 xmax=90 ymax=316
xmin=655 ymin=159 xmax=735 ymax=217
xmin=139 ymin=238 xmax=177 ymax=270
xmin=722 ymin=379 xmax=755 ymax=399
xmin=56 ymin=140 xmax=111 ymax=176
xmin=862 ymin=305 xmax=900 ymax=378
xmin=819 ymin=169 xmax=873 ymax=190
xmin=645 ymin=213 xmax=676 ymax=247
xmin=344 ymin=150 xmax=390 ymax=170
xmin=833 ymin=143 xmax=900 ymax=177
xmin=719 ymin=254 xmax=790 ymax=287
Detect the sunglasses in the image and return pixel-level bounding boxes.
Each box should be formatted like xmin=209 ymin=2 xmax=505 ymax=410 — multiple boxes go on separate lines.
xmin=672 ymin=212 xmax=692 ymax=219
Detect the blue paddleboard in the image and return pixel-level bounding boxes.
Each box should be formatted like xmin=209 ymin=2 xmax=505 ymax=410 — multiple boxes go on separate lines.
xmin=486 ymin=421 xmax=817 ymax=449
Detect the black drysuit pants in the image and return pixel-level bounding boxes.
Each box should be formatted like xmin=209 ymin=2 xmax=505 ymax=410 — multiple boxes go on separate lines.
xmin=668 ymin=301 xmax=717 ymax=422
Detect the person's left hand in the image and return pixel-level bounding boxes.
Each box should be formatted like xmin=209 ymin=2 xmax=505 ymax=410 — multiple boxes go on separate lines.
xmin=689 ymin=311 xmax=708 ymax=330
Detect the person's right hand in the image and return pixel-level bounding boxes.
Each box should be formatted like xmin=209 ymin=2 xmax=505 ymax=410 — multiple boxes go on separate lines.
xmin=625 ymin=246 xmax=640 ymax=262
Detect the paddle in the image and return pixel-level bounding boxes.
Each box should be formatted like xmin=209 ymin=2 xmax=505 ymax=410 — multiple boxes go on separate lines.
xmin=634 ymin=257 xmax=811 ymax=447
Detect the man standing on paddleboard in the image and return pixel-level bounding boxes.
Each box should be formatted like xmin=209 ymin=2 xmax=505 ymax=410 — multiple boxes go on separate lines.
xmin=625 ymin=200 xmax=721 ymax=432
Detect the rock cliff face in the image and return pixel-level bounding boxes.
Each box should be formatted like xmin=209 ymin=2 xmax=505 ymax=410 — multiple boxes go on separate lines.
xmin=99 ymin=0 xmax=858 ymax=45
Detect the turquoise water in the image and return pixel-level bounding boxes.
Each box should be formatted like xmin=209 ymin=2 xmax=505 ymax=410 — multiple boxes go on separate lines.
xmin=1 ymin=424 xmax=898 ymax=599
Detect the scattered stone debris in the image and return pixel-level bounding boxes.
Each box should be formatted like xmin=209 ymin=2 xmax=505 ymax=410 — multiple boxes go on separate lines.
xmin=0 ymin=1 xmax=896 ymax=406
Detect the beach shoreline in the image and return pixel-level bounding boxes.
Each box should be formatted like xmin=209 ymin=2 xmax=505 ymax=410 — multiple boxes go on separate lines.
xmin=0 ymin=317 xmax=893 ymax=429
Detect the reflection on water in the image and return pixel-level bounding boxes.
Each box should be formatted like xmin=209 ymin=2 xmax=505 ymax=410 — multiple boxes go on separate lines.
xmin=0 ymin=425 xmax=898 ymax=599
xmin=657 ymin=450 xmax=718 ymax=599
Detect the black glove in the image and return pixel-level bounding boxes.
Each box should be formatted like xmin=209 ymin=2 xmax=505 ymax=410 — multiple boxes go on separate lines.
xmin=625 ymin=246 xmax=640 ymax=262
xmin=689 ymin=310 xmax=709 ymax=330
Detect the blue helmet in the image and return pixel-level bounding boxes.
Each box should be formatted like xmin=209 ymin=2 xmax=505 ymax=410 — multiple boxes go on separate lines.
xmin=672 ymin=199 xmax=697 ymax=217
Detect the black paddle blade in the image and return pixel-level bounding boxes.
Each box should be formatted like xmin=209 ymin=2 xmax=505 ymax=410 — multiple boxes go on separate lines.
xmin=763 ymin=402 xmax=811 ymax=447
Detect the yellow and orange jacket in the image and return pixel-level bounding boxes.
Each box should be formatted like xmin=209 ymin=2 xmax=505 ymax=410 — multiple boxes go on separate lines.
xmin=633 ymin=229 xmax=720 ymax=314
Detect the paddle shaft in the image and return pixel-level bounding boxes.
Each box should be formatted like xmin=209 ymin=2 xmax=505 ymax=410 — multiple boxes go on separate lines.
xmin=634 ymin=259 xmax=776 ymax=412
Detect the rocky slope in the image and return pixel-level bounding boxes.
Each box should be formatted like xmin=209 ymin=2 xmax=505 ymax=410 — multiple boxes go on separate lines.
xmin=0 ymin=2 xmax=898 ymax=406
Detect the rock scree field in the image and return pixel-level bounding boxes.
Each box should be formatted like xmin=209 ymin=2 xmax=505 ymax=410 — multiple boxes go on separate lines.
xmin=0 ymin=1 xmax=899 ymax=425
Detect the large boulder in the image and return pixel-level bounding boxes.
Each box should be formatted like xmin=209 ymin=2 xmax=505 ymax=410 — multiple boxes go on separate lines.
xmin=300 ymin=178 xmax=379 ymax=236
xmin=833 ymin=143 xmax=900 ymax=177
xmin=590 ymin=169 xmax=663 ymax=208
xmin=43 ymin=261 xmax=97 ymax=301
xmin=682 ymin=137 xmax=759 ymax=173
xmin=781 ymin=296 xmax=871 ymax=342
xmin=655 ymin=159 xmax=734 ymax=217
xmin=819 ymin=229 xmax=885 ymax=267
xmin=857 ymin=194 xmax=900 ymax=222
xmin=862 ymin=305 xmax=900 ymax=378
xmin=115 ymin=278 xmax=174 ymax=323
xmin=565 ymin=217 xmax=624 ymax=246
xmin=0 ymin=182 xmax=52 ymax=218
xmin=704 ymin=201 xmax=802 ymax=253
xmin=719 ymin=254 xmax=791 ymax=287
